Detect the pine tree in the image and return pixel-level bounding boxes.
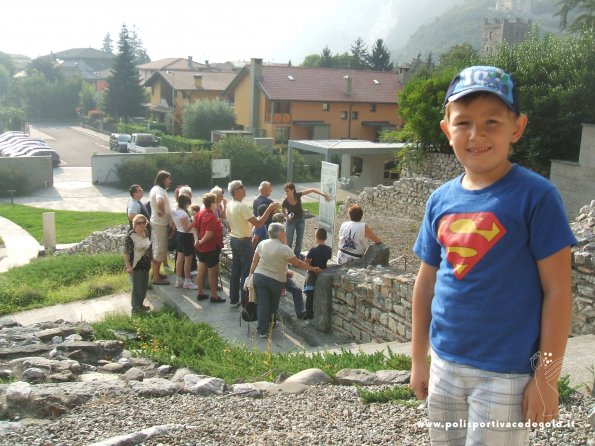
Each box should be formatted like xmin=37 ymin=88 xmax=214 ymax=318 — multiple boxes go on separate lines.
xmin=101 ymin=33 xmax=113 ymax=54
xmin=129 ymin=26 xmax=151 ymax=65
xmin=320 ymin=46 xmax=334 ymax=68
xmin=103 ymin=24 xmax=145 ymax=121
xmin=367 ymin=39 xmax=393 ymax=71
xmin=350 ymin=37 xmax=369 ymax=70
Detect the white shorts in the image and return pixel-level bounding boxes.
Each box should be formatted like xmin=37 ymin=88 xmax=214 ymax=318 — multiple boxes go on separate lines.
xmin=427 ymin=350 xmax=531 ymax=445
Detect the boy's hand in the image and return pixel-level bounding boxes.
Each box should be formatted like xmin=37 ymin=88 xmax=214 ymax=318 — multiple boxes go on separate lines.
xmin=410 ymin=360 xmax=430 ymax=400
xmin=523 ymin=375 xmax=560 ymax=426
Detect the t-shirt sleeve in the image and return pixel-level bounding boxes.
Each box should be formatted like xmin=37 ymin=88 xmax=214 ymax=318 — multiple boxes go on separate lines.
xmin=413 ymin=193 xmax=442 ymax=267
xmin=281 ymin=244 xmax=296 ymax=262
xmin=529 ymin=187 xmax=577 ymax=260
xmin=128 ymin=201 xmax=140 ymax=215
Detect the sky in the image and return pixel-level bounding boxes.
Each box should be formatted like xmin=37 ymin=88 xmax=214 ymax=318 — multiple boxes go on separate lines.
xmin=0 ymin=0 xmax=390 ymax=65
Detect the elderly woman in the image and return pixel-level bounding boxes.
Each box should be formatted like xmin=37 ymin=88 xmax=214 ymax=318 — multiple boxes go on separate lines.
xmin=337 ymin=204 xmax=382 ymax=265
xmin=249 ymin=222 xmax=320 ymax=338
xmin=123 ymin=214 xmax=152 ymax=314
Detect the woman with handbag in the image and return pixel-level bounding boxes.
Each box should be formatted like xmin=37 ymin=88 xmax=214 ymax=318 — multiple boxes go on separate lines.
xmin=248 ymin=222 xmax=320 ymax=338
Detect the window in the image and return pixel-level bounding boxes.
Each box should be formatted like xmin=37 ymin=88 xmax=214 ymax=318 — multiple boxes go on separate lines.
xmin=351 ymin=156 xmax=363 ymax=176
xmin=275 ymin=126 xmax=290 ymax=144
xmin=322 ymin=103 xmax=330 ymax=111
xmin=370 ymin=104 xmax=376 ymax=112
xmin=340 ymin=111 xmax=348 ymax=120
xmin=351 ymin=111 xmax=359 ymax=120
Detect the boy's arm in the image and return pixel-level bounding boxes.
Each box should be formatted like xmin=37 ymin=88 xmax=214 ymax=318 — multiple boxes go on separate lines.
xmin=523 ymin=246 xmax=573 ymax=425
xmin=410 ymin=261 xmax=437 ymax=400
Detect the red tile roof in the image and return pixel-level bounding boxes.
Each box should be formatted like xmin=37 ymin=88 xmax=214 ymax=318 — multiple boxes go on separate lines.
xmin=256 ymin=66 xmax=402 ymax=104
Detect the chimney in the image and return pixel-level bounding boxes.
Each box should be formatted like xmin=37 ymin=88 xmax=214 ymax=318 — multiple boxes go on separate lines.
xmin=249 ymin=58 xmax=263 ymax=130
xmin=343 ymin=75 xmax=352 ymax=97
xmin=194 ymin=75 xmax=203 ymax=89
xmin=188 ymin=56 xmax=193 ymax=68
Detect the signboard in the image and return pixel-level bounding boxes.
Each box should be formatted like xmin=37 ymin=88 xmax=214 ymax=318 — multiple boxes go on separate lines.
xmin=211 ymin=159 xmax=231 ymax=179
xmin=319 ymin=161 xmax=339 ymax=250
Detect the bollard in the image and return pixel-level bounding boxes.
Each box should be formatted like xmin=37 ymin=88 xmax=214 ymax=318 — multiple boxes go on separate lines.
xmin=42 ymin=212 xmax=56 ymax=255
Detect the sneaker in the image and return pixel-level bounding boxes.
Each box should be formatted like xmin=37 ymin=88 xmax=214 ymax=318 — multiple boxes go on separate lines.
xmin=190 ymin=270 xmax=198 ymax=277
xmin=184 ymin=281 xmax=198 ymax=290
xmin=230 ymin=301 xmax=241 ymax=308
xmin=304 ymin=319 xmax=312 ymax=326
xmin=258 ymin=333 xmax=268 ymax=338
xmin=175 ymin=278 xmax=184 ymax=288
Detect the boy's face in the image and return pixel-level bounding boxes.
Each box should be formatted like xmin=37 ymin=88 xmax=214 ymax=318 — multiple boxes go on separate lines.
xmin=440 ymin=94 xmax=527 ymax=185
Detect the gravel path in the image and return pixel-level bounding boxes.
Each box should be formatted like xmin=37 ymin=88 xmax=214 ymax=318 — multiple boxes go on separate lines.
xmin=1 ymin=386 xmax=590 ymax=445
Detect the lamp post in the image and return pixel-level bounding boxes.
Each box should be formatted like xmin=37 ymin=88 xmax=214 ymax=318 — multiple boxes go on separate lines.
xmin=166 ymin=70 xmax=175 ymax=135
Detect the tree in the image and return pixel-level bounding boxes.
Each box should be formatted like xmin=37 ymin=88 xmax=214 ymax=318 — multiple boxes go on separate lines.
xmin=79 ymin=82 xmax=98 ymax=115
xmin=367 ymin=39 xmax=393 ymax=71
xmin=391 ymin=30 xmax=595 ymax=169
xmin=129 ymin=26 xmax=151 ymax=65
xmin=27 ymin=57 xmax=62 ymax=83
xmin=438 ymin=43 xmax=478 ymax=70
xmin=102 ymin=33 xmax=113 ymax=54
xmin=350 ymin=37 xmax=369 ymax=69
xmin=320 ymin=46 xmax=333 ymax=68
xmin=103 ymin=24 xmax=146 ymax=120
xmin=332 ymin=52 xmax=352 ymax=69
xmin=555 ymin=0 xmax=595 ymax=32
xmin=182 ymin=98 xmax=236 ymax=140
xmin=301 ymin=54 xmax=322 ymax=67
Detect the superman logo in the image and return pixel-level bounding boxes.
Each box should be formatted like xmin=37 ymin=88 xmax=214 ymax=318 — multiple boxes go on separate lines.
xmin=437 ymin=212 xmax=506 ymax=279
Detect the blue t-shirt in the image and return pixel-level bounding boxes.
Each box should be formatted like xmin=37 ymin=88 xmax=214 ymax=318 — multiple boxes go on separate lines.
xmin=413 ymin=164 xmax=576 ymax=374
xmin=253 ymin=225 xmax=268 ymax=246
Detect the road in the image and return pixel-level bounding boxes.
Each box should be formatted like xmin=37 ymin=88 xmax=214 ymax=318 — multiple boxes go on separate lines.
xmin=30 ymin=124 xmax=110 ymax=167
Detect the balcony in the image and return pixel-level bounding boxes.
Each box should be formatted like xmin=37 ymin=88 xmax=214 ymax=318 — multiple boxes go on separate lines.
xmin=265 ymin=112 xmax=291 ymax=124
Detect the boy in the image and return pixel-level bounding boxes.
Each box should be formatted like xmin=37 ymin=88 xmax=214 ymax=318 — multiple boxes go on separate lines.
xmin=303 ymin=228 xmax=332 ymax=322
xmin=252 ymin=204 xmax=269 ymax=249
xmin=410 ymin=66 xmax=576 ymax=445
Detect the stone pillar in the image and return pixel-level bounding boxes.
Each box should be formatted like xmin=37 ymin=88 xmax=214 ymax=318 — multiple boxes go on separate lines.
xmin=312 ymin=269 xmax=337 ymax=333
xmin=42 ymin=212 xmax=56 ymax=254
xmin=361 ymin=243 xmax=390 ymax=267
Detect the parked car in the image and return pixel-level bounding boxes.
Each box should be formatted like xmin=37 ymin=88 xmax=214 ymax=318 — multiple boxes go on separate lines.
xmin=0 ymin=136 xmax=40 ymax=153
xmin=8 ymin=145 xmax=50 ymax=157
xmin=0 ymin=139 xmax=49 ymax=156
xmin=127 ymin=133 xmax=168 ymax=153
xmin=109 ymin=133 xmax=131 ymax=152
xmin=0 ymin=131 xmax=27 ymax=144
xmin=21 ymin=148 xmax=61 ymax=167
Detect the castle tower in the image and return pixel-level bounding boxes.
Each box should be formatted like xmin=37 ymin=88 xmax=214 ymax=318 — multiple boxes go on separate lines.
xmin=481 ymin=17 xmax=532 ymax=57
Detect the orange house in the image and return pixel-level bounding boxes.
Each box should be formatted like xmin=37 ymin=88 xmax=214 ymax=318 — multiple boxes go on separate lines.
xmin=144 ymin=70 xmax=237 ymax=124
xmin=222 ymin=59 xmax=404 ymax=144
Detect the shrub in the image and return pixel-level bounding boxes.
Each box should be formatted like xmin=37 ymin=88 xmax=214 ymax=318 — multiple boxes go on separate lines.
xmin=0 ymin=167 xmax=30 ymax=196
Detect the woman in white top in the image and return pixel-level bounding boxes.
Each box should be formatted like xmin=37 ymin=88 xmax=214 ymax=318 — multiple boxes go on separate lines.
xmin=172 ymin=194 xmax=197 ymax=289
xmin=337 ymin=204 xmax=382 ymax=265
xmin=248 ymin=223 xmax=320 ymax=338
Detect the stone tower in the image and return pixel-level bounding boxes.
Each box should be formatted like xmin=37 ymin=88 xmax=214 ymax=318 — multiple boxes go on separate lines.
xmin=480 ymin=17 xmax=532 ymax=57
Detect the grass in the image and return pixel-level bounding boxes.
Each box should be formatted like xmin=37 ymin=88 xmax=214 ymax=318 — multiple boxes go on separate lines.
xmin=92 ymin=309 xmax=412 ymax=384
xmin=302 ymin=200 xmax=344 ymax=216
xmin=0 ymin=253 xmax=129 ymax=315
xmin=0 ymin=203 xmax=124 ymax=244
xmin=357 ymin=385 xmax=417 ymax=406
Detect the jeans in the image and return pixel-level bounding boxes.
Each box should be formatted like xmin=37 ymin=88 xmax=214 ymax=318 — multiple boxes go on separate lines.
xmin=285 ymin=217 xmax=305 ymax=259
xmin=229 ymin=237 xmax=253 ymax=305
xmin=253 ymin=273 xmax=283 ymax=336
xmin=285 ymin=276 xmax=305 ymax=317
xmin=131 ymin=270 xmax=149 ymax=310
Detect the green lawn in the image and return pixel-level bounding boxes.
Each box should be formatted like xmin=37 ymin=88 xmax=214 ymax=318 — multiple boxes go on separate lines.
xmin=0 ymin=203 xmax=125 ymax=244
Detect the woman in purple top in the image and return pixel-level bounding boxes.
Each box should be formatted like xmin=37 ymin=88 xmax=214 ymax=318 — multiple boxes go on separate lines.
xmin=281 ymin=182 xmax=331 ymax=259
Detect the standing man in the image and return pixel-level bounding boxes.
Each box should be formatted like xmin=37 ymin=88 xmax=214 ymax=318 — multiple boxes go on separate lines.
xmin=227 ymin=180 xmax=277 ymax=307
xmin=149 ymin=170 xmax=174 ymax=285
xmin=253 ymin=181 xmax=273 ymax=224
xmin=127 ymin=184 xmax=150 ymax=228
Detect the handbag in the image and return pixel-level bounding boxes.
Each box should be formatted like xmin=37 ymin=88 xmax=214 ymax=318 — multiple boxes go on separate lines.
xmin=241 ymin=274 xmax=257 ymax=322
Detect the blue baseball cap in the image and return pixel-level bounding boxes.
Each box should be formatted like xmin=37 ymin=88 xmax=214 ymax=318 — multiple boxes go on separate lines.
xmin=443 ymin=66 xmax=519 ymax=114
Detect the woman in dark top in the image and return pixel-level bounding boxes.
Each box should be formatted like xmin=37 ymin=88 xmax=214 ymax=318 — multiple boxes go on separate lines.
xmin=282 ymin=182 xmax=331 ymax=259
xmin=123 ymin=214 xmax=153 ymax=314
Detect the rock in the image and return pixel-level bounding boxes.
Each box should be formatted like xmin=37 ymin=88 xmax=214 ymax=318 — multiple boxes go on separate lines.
xmin=231 ymin=383 xmax=263 ymax=398
xmin=6 ymin=381 xmax=32 ymax=404
xmin=361 ymin=243 xmax=390 ymax=267
xmin=48 ymin=370 xmax=76 ymax=383
xmin=157 ymin=364 xmax=173 ymax=375
xmin=102 ymin=362 xmax=126 ymax=373
xmin=171 ymin=367 xmax=194 ymax=383
xmin=284 ymin=368 xmax=333 ymax=385
xmin=375 ymin=369 xmax=411 ymax=384
xmin=0 ymin=344 xmax=51 ymax=360
xmin=22 ymin=367 xmax=47 ymax=384
xmin=183 ymin=375 xmax=226 ymax=395
xmin=335 ymin=368 xmax=377 ymax=386
xmin=123 ymin=367 xmax=144 ymax=382
xmin=87 ymin=423 xmax=189 ymax=446
xmin=128 ymin=378 xmax=179 ymax=397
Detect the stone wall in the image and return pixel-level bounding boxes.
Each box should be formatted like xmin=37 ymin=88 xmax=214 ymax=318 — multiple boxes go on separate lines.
xmin=401 ymin=152 xmax=464 ymax=182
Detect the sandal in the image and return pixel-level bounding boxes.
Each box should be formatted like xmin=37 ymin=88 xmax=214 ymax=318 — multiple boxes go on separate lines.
xmin=210 ymin=296 xmax=226 ymax=303
xmin=196 ymin=294 xmax=209 ymax=301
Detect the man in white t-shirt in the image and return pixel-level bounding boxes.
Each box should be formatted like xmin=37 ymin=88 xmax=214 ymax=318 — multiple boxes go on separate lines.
xmin=149 ymin=170 xmax=174 ymax=285
xmin=226 ymin=180 xmax=277 ymax=307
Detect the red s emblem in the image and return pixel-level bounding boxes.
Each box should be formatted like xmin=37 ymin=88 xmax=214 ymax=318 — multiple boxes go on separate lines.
xmin=437 ymin=212 xmax=506 ymax=279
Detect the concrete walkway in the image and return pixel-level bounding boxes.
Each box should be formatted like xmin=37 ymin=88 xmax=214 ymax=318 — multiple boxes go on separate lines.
xmin=0 ymin=216 xmax=41 ymax=273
